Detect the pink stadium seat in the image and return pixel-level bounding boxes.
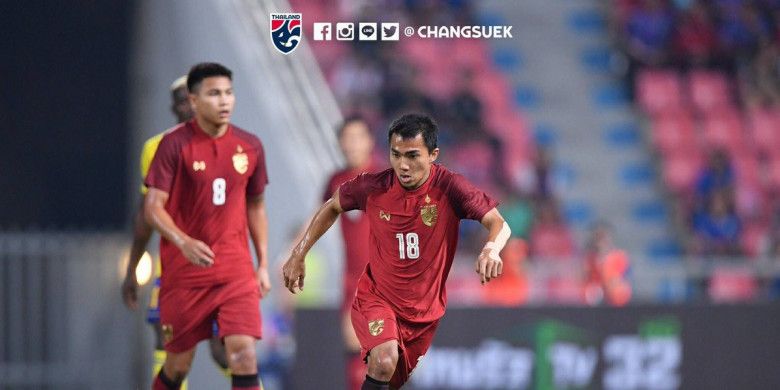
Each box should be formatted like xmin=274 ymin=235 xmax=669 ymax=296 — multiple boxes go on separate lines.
xmin=741 ymin=222 xmax=768 ymax=258
xmin=688 ymin=70 xmax=731 ymax=114
xmin=708 ymin=268 xmax=758 ymax=303
xmin=747 ymin=106 xmax=780 ymax=153
xmin=651 ymin=111 xmax=697 ymax=155
xmin=702 ymin=109 xmax=745 ymax=152
xmin=531 ymin=224 xmax=575 ymax=258
xmin=452 ymin=39 xmax=490 ymax=72
xmin=662 ymin=152 xmax=702 ymax=194
xmin=448 ymin=141 xmax=493 ymax=186
xmin=636 ymin=69 xmax=684 ymax=114
xmin=545 ymin=274 xmax=585 ymax=304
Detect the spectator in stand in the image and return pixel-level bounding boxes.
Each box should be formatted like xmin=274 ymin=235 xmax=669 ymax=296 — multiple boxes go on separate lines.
xmin=742 ymin=38 xmax=780 ymax=106
xmin=529 ymin=198 xmax=575 ymax=258
xmin=448 ymin=69 xmax=483 ymax=142
xmin=717 ymin=1 xmax=772 ymax=64
xmin=515 ymin=147 xmax=560 ymax=202
xmin=694 ymin=149 xmax=735 ymax=210
xmin=625 ymin=0 xmax=676 ymax=66
xmin=673 ymin=0 xmax=720 ymax=68
xmin=693 ymin=189 xmax=743 ymax=256
xmin=583 ymin=222 xmax=632 ymax=306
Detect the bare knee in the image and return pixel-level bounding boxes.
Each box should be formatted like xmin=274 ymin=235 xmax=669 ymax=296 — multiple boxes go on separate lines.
xmin=226 ymin=341 xmax=257 ymax=375
xmin=367 ymin=342 xmax=398 ymax=381
xmin=163 ymin=352 xmax=194 ymax=381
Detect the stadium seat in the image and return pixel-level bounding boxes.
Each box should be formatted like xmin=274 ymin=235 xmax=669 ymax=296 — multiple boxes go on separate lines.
xmin=747 ymin=106 xmax=780 ymax=154
xmin=688 ymin=70 xmax=731 ymax=114
xmin=662 ymin=152 xmax=702 ymax=194
xmin=650 ymin=111 xmax=697 ymax=155
xmin=701 ymin=109 xmax=745 ymax=152
xmin=636 ymin=69 xmax=684 ymax=115
xmin=708 ymin=267 xmax=758 ymax=303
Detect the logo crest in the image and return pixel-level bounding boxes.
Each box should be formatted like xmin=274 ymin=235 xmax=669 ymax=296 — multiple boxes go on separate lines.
xmin=162 ymin=324 xmax=174 ymax=344
xmin=421 ymin=195 xmax=437 ymax=227
xmin=193 ymin=161 xmax=206 ymax=171
xmin=270 ymin=13 xmax=302 ymax=54
xmin=368 ymin=319 xmax=385 ymax=336
xmin=379 ymin=210 xmax=391 ymax=221
xmin=233 ymin=145 xmax=249 ymax=174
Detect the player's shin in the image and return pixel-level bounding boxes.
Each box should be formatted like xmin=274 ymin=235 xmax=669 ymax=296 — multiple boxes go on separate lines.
xmin=231 ymin=373 xmax=261 ymax=390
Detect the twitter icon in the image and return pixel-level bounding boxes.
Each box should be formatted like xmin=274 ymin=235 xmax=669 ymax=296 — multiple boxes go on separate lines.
xmin=381 ymin=23 xmax=400 ymax=41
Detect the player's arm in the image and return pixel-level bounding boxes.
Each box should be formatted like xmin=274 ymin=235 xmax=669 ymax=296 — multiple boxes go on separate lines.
xmin=281 ymin=188 xmax=345 ymax=294
xmin=476 ymin=208 xmax=511 ymax=284
xmin=247 ymin=194 xmax=271 ymax=296
xmin=144 ymin=187 xmax=215 ymax=267
xmin=121 ymin=196 xmax=154 ymax=309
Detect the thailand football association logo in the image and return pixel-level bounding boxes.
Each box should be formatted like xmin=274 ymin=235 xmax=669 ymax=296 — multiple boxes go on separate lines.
xmin=270 ymin=13 xmax=302 ymax=54
xmin=368 ymin=319 xmax=385 ymax=336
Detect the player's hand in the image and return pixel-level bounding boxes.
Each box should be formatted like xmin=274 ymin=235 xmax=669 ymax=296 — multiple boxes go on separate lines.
xmin=476 ymin=246 xmax=503 ymax=284
xmin=179 ymin=237 xmax=215 ymax=267
xmin=282 ymin=256 xmax=306 ymax=294
xmin=121 ymin=275 xmax=139 ymax=310
xmin=256 ymin=267 xmax=271 ymax=297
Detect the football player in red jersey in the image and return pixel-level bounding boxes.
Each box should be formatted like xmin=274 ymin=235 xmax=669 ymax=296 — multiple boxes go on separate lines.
xmin=145 ymin=63 xmax=269 ymax=390
xmin=283 ymin=113 xmax=511 ymax=389
xmin=322 ymin=115 xmax=381 ymax=389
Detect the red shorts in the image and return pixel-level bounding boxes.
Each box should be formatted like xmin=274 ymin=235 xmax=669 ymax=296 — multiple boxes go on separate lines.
xmin=351 ymin=287 xmax=439 ymax=388
xmin=159 ymin=278 xmax=261 ymax=353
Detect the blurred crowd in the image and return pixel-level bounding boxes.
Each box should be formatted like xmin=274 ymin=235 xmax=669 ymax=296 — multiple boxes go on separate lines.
xmin=612 ymin=0 xmax=780 ymax=259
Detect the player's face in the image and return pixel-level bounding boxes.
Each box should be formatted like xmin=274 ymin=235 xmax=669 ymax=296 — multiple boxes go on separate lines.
xmin=171 ymin=86 xmax=193 ymax=123
xmin=340 ymin=121 xmax=374 ymax=169
xmin=390 ymin=133 xmax=438 ymax=189
xmin=190 ymin=76 xmax=234 ymax=127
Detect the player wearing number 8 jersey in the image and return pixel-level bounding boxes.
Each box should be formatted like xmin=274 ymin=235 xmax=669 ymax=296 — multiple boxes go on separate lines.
xmin=283 ymin=113 xmax=511 ymax=389
xmin=145 ymin=63 xmax=269 ymax=390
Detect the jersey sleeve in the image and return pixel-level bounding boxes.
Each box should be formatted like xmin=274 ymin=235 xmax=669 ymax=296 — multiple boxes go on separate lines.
xmin=338 ymin=173 xmax=372 ymax=211
xmin=448 ymin=173 xmax=498 ymax=221
xmin=144 ymin=134 xmax=180 ymax=194
xmin=246 ymin=140 xmax=269 ymax=197
xmin=139 ymin=133 xmax=164 ymax=195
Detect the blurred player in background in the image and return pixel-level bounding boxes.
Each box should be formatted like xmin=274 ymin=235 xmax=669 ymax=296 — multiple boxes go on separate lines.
xmin=122 ymin=75 xmax=231 ymax=388
xmin=322 ymin=115 xmax=381 ymax=390
xmin=283 ymin=113 xmax=511 ymax=389
xmin=144 ymin=62 xmax=270 ymax=390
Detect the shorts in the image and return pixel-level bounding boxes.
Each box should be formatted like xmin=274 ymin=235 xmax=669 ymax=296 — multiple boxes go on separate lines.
xmin=159 ymin=278 xmax=261 ymax=353
xmin=351 ymin=288 xmax=439 ymax=388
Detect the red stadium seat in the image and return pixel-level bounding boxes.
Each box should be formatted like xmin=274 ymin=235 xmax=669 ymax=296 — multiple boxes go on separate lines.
xmin=747 ymin=106 xmax=780 ymax=153
xmin=701 ymin=109 xmax=745 ymax=152
xmin=662 ymin=152 xmax=702 ymax=194
xmin=708 ymin=267 xmax=758 ymax=303
xmin=741 ymin=222 xmax=768 ymax=258
xmin=651 ymin=111 xmax=697 ymax=155
xmin=636 ymin=69 xmax=684 ymax=115
xmin=688 ymin=70 xmax=731 ymax=114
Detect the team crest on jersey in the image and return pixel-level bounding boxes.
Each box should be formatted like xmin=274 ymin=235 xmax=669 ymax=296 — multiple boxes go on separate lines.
xmin=162 ymin=324 xmax=174 ymax=344
xmin=233 ymin=145 xmax=249 ymax=174
xmin=368 ymin=319 xmax=385 ymax=336
xmin=270 ymin=13 xmax=302 ymax=54
xmin=421 ymin=194 xmax=437 ymax=227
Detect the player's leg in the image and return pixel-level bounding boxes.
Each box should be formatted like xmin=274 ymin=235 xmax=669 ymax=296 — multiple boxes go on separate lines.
xmin=350 ymin=296 xmax=400 ymax=390
xmin=153 ymin=347 xmax=196 ymax=390
xmin=209 ymin=321 xmax=231 ymax=377
xmin=217 ymin=278 xmax=263 ymax=390
xmin=343 ymin=310 xmax=366 ymax=390
xmin=224 ymin=334 xmax=262 ymax=389
xmin=365 ymin=339 xmax=399 ymax=388
xmin=387 ymin=319 xmax=440 ymax=389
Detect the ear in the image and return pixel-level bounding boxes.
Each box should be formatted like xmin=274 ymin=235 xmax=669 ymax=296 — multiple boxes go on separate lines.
xmin=188 ymin=92 xmax=197 ymax=108
xmin=430 ymin=148 xmax=440 ymax=162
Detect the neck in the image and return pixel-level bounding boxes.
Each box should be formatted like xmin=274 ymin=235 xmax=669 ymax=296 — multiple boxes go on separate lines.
xmin=195 ymin=116 xmax=228 ymax=138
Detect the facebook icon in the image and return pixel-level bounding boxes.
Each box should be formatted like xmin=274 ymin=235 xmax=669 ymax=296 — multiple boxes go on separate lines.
xmin=313 ymin=23 xmax=332 ymax=40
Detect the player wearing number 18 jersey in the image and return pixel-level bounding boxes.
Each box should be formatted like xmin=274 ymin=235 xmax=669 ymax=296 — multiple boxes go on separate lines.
xmin=283 ymin=113 xmax=512 ymax=389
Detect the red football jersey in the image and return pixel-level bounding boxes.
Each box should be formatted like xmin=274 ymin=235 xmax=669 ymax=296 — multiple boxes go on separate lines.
xmin=339 ymin=164 xmax=497 ymax=322
xmin=323 ymin=164 xmax=381 ymax=308
xmin=145 ymin=120 xmax=268 ymax=288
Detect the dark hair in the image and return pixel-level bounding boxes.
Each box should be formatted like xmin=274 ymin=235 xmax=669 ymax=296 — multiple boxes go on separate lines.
xmin=187 ymin=62 xmax=232 ymax=93
xmin=337 ymin=114 xmax=369 ymax=138
xmin=387 ymin=113 xmax=438 ymax=152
